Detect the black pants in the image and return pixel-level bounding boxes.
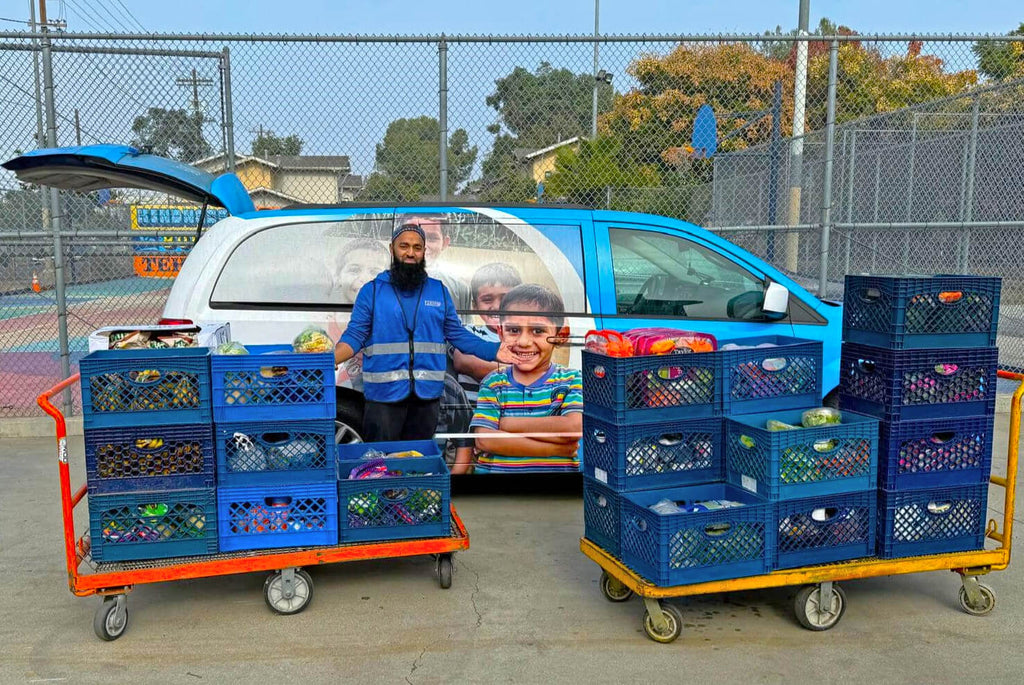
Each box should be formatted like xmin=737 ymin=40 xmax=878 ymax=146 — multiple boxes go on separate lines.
xmin=362 ymin=396 xmax=441 ymax=442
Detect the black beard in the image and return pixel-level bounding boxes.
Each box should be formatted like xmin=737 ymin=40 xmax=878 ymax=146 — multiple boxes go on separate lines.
xmin=390 ymin=256 xmax=428 ymax=291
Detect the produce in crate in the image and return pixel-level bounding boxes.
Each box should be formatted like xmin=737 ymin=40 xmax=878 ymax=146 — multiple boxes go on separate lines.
xmin=801 ymin=407 xmax=841 ymax=427
xmin=292 ymin=326 xmax=333 ymax=353
xmin=108 ymin=329 xmax=197 ymax=349
xmin=214 ymin=341 xmax=249 ymax=355
xmin=624 ymin=327 xmax=717 ymax=355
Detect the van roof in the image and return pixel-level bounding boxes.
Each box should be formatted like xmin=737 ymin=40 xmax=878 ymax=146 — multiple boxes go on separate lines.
xmin=279 ymin=201 xmax=592 ymax=211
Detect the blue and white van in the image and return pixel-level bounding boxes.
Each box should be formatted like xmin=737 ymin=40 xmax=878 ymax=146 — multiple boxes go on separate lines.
xmin=4 ymin=145 xmax=843 ymax=454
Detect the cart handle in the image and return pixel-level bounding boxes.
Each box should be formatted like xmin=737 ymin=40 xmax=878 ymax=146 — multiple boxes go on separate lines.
xmin=37 ymin=373 xmax=85 ymax=593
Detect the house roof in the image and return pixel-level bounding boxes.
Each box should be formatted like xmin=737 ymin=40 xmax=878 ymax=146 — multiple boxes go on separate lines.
xmin=338 ymin=174 xmax=364 ymax=189
xmin=192 ymin=152 xmax=350 ymax=172
xmin=522 ymin=136 xmax=583 ymax=161
xmin=247 ymin=185 xmax=308 ymax=204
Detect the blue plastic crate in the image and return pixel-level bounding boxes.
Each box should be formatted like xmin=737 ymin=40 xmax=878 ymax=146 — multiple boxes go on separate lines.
xmin=214 ymin=419 xmax=335 ymax=486
xmin=718 ymin=336 xmax=823 ymax=415
xmin=581 ymin=414 xmax=722 ymax=492
xmin=583 ymin=477 xmax=622 ymax=557
xmin=217 ymin=482 xmax=339 ymax=552
xmin=843 ymin=275 xmax=1001 ymax=350
xmin=88 ymin=488 xmax=217 ymax=562
xmin=80 ymin=348 xmax=211 ymax=429
xmin=84 ymin=423 xmax=215 ymax=493
xmin=839 ymin=343 xmax=997 ymax=421
xmin=774 ymin=490 xmax=876 ymax=570
xmin=878 ymin=484 xmax=987 ymax=559
xmin=210 ymin=345 xmax=335 ymax=422
xmin=619 ymin=483 xmax=772 ymax=587
xmin=337 ymin=454 xmax=451 ymax=542
xmin=336 ymin=439 xmax=443 ymax=464
xmin=879 ymin=415 xmax=995 ymax=491
xmin=725 ymin=409 xmax=879 ymax=500
xmin=582 ymin=349 xmax=719 ymax=423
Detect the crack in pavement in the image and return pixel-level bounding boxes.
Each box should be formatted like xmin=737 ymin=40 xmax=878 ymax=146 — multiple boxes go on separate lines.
xmin=405 ymin=633 xmax=453 ymax=685
xmin=458 ymin=557 xmax=483 ymax=628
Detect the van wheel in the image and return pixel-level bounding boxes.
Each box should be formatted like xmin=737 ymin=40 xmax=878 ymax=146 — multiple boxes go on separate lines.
xmin=336 ymin=404 xmax=364 ymax=444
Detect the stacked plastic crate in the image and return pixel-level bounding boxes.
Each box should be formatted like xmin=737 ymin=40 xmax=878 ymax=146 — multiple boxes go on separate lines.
xmin=839 ymin=276 xmax=1000 ymax=559
xmin=336 ymin=440 xmax=452 ymax=543
xmin=581 ymin=334 xmax=847 ymax=585
xmin=81 ymin=348 xmax=218 ymax=562
xmin=210 ymin=345 xmax=339 ymax=551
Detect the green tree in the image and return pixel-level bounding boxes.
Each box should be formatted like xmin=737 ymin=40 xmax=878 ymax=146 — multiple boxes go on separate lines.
xmin=973 ymin=24 xmax=1024 ymax=80
xmin=359 ymin=116 xmax=477 ymax=200
xmin=544 ymin=136 xmax=660 ymax=207
xmin=486 ymin=62 xmax=614 ymax=148
xmin=251 ymin=129 xmax=304 ymax=157
xmin=476 ymin=134 xmax=536 ymax=202
xmin=130 ymin=107 xmax=211 ymax=162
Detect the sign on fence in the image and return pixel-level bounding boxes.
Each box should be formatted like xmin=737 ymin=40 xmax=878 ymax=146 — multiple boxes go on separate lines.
xmin=130 ymin=205 xmax=227 ymax=278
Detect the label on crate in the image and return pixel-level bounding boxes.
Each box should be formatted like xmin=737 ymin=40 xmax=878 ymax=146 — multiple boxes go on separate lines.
xmin=594 ymin=467 xmax=608 ymax=484
xmin=741 ymin=475 xmax=757 ymax=493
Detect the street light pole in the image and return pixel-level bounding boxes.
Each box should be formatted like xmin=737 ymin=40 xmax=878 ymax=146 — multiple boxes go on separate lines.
xmin=785 ymin=0 xmax=810 ymax=272
xmin=591 ymin=0 xmax=599 ymax=138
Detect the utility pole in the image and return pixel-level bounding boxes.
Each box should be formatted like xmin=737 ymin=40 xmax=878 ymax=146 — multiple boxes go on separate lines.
xmin=175 ymin=68 xmax=214 ymax=122
xmin=74 ymin=108 xmax=82 ymax=145
xmin=785 ymin=0 xmax=810 ymax=271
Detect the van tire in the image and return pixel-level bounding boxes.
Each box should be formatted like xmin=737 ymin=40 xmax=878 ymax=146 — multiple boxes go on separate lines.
xmin=335 ymin=388 xmax=364 ymax=444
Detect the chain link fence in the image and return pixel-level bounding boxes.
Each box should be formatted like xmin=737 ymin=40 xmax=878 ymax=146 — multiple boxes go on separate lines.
xmin=2 ymin=31 xmax=1024 ymax=416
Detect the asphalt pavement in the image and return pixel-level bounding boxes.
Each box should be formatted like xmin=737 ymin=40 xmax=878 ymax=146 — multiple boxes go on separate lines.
xmin=2 ymin=412 xmax=1024 ymax=684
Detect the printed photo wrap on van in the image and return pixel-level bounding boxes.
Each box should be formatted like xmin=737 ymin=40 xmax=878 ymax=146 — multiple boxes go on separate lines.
xmin=320 ymin=209 xmax=589 ymax=474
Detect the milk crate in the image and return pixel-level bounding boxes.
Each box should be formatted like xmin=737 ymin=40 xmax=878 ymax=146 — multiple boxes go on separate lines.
xmin=583 ymin=477 xmax=622 ymax=557
xmin=214 ymin=419 xmax=335 ymax=486
xmin=80 ymin=348 xmax=211 ymax=429
xmin=84 ymin=423 xmax=215 ymax=493
xmin=216 ymin=482 xmax=339 ymax=552
xmin=773 ymin=490 xmax=876 ymax=569
xmin=839 ymin=344 xmax=997 ymax=421
xmin=725 ymin=409 xmax=879 ymax=500
xmin=878 ymin=484 xmax=987 ymax=559
xmin=718 ymin=336 xmax=822 ymax=415
xmin=89 ymin=488 xmax=217 ymax=562
xmin=879 ymin=415 xmax=995 ymax=491
xmin=210 ymin=345 xmax=335 ymax=422
xmin=843 ymin=275 xmax=1000 ymax=350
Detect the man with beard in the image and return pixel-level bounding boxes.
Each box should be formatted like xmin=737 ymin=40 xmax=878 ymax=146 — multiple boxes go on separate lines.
xmin=334 ymin=223 xmax=517 ymax=442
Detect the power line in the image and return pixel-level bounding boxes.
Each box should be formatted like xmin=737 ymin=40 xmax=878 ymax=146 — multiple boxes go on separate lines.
xmin=109 ymin=0 xmax=147 ymax=33
xmin=62 ymin=0 xmax=107 ymax=32
xmin=86 ymin=0 xmax=135 ymax=34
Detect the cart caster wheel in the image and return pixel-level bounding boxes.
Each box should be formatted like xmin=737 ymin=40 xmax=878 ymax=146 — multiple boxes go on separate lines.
xmin=642 ymin=602 xmax=683 ymax=644
xmin=795 ymin=583 xmax=846 ymax=631
xmin=94 ymin=595 xmax=128 ymax=641
xmin=600 ymin=571 xmax=633 ymax=602
xmin=264 ymin=568 xmax=313 ymax=615
xmin=958 ymin=582 xmax=995 ymax=616
xmin=437 ymin=554 xmax=453 ymax=589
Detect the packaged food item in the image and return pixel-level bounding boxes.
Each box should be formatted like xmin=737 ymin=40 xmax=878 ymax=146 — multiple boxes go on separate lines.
xmin=292 ymin=327 xmax=333 ymax=353
xmin=766 ymin=419 xmax=799 ymax=431
xmin=386 ymin=450 xmax=424 ymax=458
xmin=801 ymin=407 xmax=842 ymax=428
xmin=214 ymin=341 xmax=249 ymax=355
xmin=584 ymin=330 xmax=634 ymax=357
xmin=624 ymin=327 xmax=717 ymax=355
xmin=90 ymin=322 xmax=230 ymax=351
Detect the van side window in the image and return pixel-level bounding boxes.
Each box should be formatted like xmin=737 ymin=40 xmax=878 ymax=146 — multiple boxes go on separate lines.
xmin=211 ymin=216 xmax=393 ymax=306
xmin=609 ymin=227 xmax=769 ymax=321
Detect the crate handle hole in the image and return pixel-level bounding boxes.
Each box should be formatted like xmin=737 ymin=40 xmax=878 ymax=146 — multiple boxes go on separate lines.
xmin=761 ymin=357 xmax=788 ymax=372
xmin=596 ymin=495 xmax=608 ymax=508
xmin=591 ymin=365 xmax=606 ymax=379
xmin=704 ymin=522 xmax=732 ymax=538
xmin=937 ymin=290 xmax=963 ymax=304
xmin=657 ymin=433 xmax=683 ymax=447
xmin=381 ymin=488 xmax=411 ymax=503
xmin=128 ymin=368 xmax=162 ymax=385
xmin=630 ymin=516 xmax=647 ymax=532
xmin=811 ymin=507 xmax=838 ymax=522
xmin=259 ymin=365 xmax=291 ymax=380
xmin=265 ymin=496 xmax=293 ymax=506
xmin=738 ymin=434 xmax=756 ymax=450
xmin=857 ymin=287 xmax=882 ymax=303
xmin=933 ymin=363 xmax=960 ymax=377
xmin=926 ymin=501 xmax=953 ymax=515
xmin=812 ymin=438 xmax=840 ymax=453
xmin=855 ymin=359 xmax=876 ymax=374
xmin=260 ymin=432 xmax=293 ymax=444
xmin=592 ymin=429 xmax=606 ymax=444
xmin=929 ymin=431 xmax=956 ymax=444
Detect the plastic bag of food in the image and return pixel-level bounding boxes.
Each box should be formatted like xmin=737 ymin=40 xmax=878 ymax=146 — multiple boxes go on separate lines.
xmin=293 ymin=326 xmax=333 ymax=353
xmin=624 ymin=327 xmax=717 ymax=355
xmin=214 ymin=341 xmax=249 ymax=355
xmin=766 ymin=419 xmax=798 ymax=432
xmin=801 ymin=407 xmax=841 ymax=428
xmin=583 ymin=329 xmax=633 ymax=357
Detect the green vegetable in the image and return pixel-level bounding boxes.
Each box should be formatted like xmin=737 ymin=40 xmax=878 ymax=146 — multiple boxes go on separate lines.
xmin=766 ymin=419 xmax=798 ymax=432
xmin=214 ymin=341 xmax=249 ymax=355
xmin=801 ymin=408 xmax=841 ymax=428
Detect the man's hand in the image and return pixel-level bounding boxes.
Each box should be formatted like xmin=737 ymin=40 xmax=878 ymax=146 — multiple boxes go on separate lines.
xmin=496 ymin=340 xmax=520 ymax=365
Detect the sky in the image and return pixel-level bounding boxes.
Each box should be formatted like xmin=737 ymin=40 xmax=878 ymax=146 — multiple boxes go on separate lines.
xmin=2 ymin=0 xmax=1020 ymax=36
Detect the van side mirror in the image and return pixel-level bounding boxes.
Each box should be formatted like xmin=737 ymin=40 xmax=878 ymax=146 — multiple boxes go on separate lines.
xmin=762 ymin=280 xmax=789 ymax=320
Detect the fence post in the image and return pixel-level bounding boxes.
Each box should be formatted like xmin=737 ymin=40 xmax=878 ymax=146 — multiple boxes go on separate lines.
xmin=817 ymin=40 xmax=839 ymax=298
xmin=765 ymin=79 xmax=783 ymax=264
xmin=221 ymin=47 xmax=236 ymax=173
xmin=961 ymin=96 xmax=980 ymax=272
xmin=438 ymin=36 xmax=448 ymax=201
xmin=843 ymin=129 xmax=856 ymax=275
xmin=40 ymin=28 xmax=73 ymax=416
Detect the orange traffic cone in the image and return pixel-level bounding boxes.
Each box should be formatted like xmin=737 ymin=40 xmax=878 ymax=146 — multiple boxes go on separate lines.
xmin=31 ymin=271 xmax=41 ymax=293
